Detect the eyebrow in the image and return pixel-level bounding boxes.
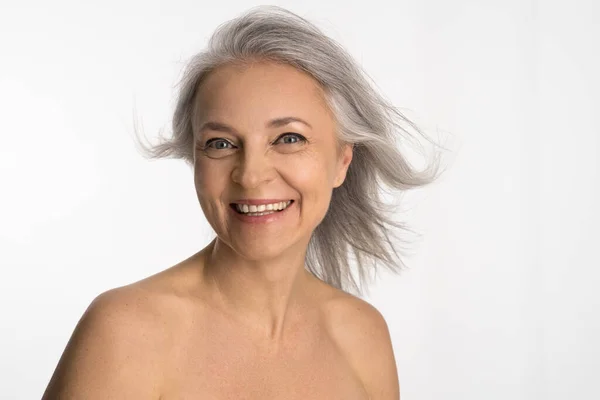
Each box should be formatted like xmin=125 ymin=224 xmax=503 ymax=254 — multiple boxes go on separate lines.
xmin=198 ymin=116 xmax=312 ymax=135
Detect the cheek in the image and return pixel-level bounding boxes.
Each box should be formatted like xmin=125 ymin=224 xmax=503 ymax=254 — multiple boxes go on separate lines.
xmin=193 ymin=162 xmax=231 ymax=232
xmin=193 ymin=161 xmax=230 ymax=218
xmin=283 ymin=154 xmax=335 ymax=197
xmin=194 ymin=159 xmax=227 ymax=191
xmin=288 ymin=162 xmax=335 ymax=228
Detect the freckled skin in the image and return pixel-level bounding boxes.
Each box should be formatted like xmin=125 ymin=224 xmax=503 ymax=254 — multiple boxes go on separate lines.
xmin=151 ymin=255 xmax=375 ymax=399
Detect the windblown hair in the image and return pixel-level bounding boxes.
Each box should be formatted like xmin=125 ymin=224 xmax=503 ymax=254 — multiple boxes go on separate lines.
xmin=134 ymin=5 xmax=447 ymax=296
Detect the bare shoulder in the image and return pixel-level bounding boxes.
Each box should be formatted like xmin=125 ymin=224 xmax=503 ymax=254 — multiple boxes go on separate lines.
xmin=42 ymin=283 xmax=175 ymax=399
xmin=320 ymin=288 xmax=400 ymax=400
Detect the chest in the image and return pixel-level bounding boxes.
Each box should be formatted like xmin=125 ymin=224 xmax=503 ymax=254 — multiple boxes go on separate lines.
xmin=159 ymin=319 xmax=369 ymax=400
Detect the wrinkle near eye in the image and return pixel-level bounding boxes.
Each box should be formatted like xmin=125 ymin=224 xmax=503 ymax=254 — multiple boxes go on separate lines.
xmin=274 ymin=133 xmax=307 ymax=145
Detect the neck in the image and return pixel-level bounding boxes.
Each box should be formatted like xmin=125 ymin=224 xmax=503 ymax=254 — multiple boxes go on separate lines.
xmin=200 ymin=238 xmax=315 ymax=344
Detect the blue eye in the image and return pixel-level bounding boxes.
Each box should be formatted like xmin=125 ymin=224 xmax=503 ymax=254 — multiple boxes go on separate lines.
xmin=205 ymin=139 xmax=233 ymax=150
xmin=275 ymin=133 xmax=306 ymax=145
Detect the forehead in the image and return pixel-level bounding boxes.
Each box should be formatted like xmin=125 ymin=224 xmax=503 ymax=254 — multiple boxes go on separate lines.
xmin=193 ymin=61 xmax=333 ymax=128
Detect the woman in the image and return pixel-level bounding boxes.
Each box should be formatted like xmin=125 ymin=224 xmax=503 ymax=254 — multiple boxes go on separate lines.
xmin=43 ymin=5 xmax=443 ymax=399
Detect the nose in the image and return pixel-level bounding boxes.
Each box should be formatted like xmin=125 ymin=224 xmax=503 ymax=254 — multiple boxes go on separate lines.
xmin=231 ymin=149 xmax=276 ymax=189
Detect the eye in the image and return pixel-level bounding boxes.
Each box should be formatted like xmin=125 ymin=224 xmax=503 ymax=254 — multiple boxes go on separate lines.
xmin=199 ymin=138 xmax=237 ymax=159
xmin=204 ymin=138 xmax=234 ymax=150
xmin=274 ymin=133 xmax=307 ymax=145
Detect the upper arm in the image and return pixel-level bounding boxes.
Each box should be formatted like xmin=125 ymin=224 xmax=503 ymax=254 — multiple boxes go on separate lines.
xmin=42 ymin=288 xmax=164 ymax=399
xmin=327 ymin=297 xmax=400 ymax=400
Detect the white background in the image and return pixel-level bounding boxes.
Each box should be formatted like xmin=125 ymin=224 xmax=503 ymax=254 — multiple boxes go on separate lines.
xmin=1 ymin=0 xmax=599 ymax=399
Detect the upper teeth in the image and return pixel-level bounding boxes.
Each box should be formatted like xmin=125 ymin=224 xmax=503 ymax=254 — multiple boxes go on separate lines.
xmin=235 ymin=201 xmax=292 ymax=213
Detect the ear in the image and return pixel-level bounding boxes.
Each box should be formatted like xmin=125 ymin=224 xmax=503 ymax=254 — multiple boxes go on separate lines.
xmin=333 ymin=143 xmax=353 ymax=188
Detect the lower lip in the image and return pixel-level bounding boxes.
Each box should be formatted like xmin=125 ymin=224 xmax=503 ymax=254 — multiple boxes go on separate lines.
xmin=230 ymin=201 xmax=295 ymax=224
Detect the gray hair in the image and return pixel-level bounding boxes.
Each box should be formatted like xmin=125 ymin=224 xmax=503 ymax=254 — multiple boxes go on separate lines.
xmin=134 ymin=5 xmax=448 ymax=296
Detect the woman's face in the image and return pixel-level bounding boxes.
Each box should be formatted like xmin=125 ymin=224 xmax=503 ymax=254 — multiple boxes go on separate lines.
xmin=192 ymin=61 xmax=352 ymax=261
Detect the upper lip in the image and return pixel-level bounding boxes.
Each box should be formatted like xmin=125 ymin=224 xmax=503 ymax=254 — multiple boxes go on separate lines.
xmin=230 ymin=199 xmax=293 ymax=205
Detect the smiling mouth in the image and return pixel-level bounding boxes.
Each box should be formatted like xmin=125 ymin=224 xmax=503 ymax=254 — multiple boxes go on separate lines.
xmin=230 ymin=200 xmax=294 ymax=215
